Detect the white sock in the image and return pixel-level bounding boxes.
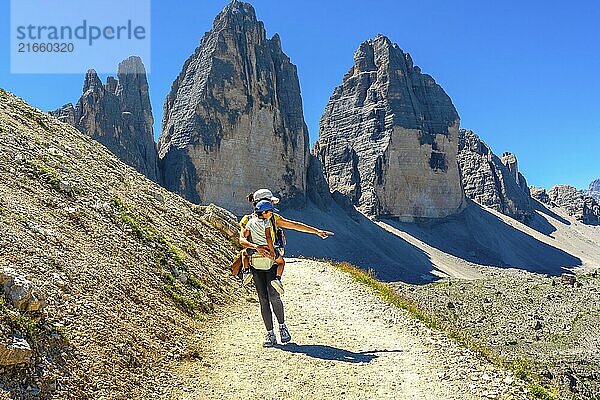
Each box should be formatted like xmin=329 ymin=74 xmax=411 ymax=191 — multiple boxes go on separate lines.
xmin=267 ymin=329 xmax=274 ymax=335
xmin=279 ymin=323 xmax=286 ymax=329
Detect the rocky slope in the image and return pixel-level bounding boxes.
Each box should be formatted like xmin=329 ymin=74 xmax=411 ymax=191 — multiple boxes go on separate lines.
xmin=0 ymin=89 xmax=241 ymax=399
xmin=393 ymin=270 xmax=600 ymax=399
xmin=158 ymin=1 xmax=309 ymax=214
xmin=315 ymin=34 xmax=465 ymax=220
xmin=457 ymin=129 xmax=533 ymax=222
xmin=531 ymin=185 xmax=600 ymax=225
xmin=50 ymin=56 xmax=160 ymax=183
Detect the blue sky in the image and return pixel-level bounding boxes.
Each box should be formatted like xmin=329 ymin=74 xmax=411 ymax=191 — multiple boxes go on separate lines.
xmin=1 ymin=0 xmax=598 ymax=190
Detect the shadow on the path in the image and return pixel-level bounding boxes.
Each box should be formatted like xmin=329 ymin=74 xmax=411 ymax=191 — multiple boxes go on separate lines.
xmin=275 ymin=343 xmax=401 ymax=363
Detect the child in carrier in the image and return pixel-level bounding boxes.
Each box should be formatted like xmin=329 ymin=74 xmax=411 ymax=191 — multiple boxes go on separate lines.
xmin=240 ymin=200 xmax=286 ymax=294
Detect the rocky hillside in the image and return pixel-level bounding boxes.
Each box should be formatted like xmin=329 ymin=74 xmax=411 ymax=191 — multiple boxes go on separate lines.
xmin=457 ymin=129 xmax=533 ymax=222
xmin=0 ymin=89 xmax=241 ymax=399
xmin=315 ymin=34 xmax=465 ymax=220
xmin=51 ymin=56 xmax=160 ymax=183
xmin=158 ymin=0 xmax=309 ymax=213
xmin=531 ymin=185 xmax=600 ymax=225
xmin=393 ymin=269 xmax=600 ymax=399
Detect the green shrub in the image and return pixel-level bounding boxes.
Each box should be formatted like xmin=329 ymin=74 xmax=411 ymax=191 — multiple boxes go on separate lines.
xmin=161 ymin=284 xmax=197 ymax=315
xmin=187 ymin=275 xmax=203 ymax=290
xmin=528 ymin=383 xmax=556 ymax=400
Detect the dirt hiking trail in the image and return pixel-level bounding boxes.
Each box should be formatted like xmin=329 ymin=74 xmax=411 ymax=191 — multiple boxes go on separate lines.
xmin=169 ymin=259 xmax=529 ymax=400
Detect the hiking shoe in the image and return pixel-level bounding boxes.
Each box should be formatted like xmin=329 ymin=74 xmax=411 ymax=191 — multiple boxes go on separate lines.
xmin=279 ymin=325 xmax=291 ymax=344
xmin=263 ymin=331 xmax=277 ymax=347
xmin=242 ymin=270 xmax=253 ymax=286
xmin=270 ymin=278 xmax=284 ymax=295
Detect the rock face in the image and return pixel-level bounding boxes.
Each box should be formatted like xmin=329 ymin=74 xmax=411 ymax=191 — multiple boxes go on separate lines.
xmin=158 ymin=1 xmax=309 ymax=214
xmin=315 ymin=35 xmax=465 ymax=219
xmin=529 ymin=186 xmax=550 ymax=204
xmin=585 ymin=179 xmax=600 ymax=202
xmin=457 ymin=129 xmax=533 ymax=222
xmin=500 ymin=152 xmax=531 ymax=197
xmin=540 ymin=185 xmax=600 ymax=225
xmin=50 ymin=56 xmax=160 ymax=183
xmin=50 ymin=103 xmax=75 ymax=125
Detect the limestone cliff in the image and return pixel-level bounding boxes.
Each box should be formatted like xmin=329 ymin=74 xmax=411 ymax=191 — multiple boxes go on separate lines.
xmin=315 ymin=35 xmax=465 ymax=219
xmin=158 ymin=1 xmax=309 ymax=214
xmin=457 ymin=129 xmax=533 ymax=222
xmin=50 ymin=56 xmax=160 ymax=183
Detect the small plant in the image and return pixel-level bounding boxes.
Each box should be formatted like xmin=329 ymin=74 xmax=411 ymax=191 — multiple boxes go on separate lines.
xmin=528 ymin=383 xmax=556 ymax=400
xmin=511 ymin=358 xmax=532 ymax=380
xmin=161 ymin=284 xmax=197 ymax=315
xmin=187 ymin=275 xmax=203 ymax=290
xmin=167 ymin=244 xmax=186 ymax=265
xmin=54 ymin=325 xmax=72 ymax=342
xmin=162 ymin=272 xmax=176 ymax=285
xmin=2 ymin=308 xmax=42 ymax=344
xmin=109 ymin=196 xmax=125 ymax=210
xmin=36 ymin=163 xmax=60 ymax=187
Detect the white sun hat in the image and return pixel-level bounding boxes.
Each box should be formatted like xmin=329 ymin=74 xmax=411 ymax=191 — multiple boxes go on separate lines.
xmin=253 ymin=188 xmax=280 ymax=204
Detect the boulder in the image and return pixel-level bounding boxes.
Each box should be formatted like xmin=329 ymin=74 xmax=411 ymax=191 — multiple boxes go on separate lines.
xmin=0 ymin=334 xmax=33 ymax=366
xmin=2 ymin=267 xmax=45 ymax=312
xmin=195 ymin=204 xmax=240 ymax=241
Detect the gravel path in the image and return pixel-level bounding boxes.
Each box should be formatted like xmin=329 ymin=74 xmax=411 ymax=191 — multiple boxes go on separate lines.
xmin=170 ymin=259 xmax=529 ymax=399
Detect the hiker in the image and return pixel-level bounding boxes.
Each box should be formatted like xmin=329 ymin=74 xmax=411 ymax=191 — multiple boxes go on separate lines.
xmin=238 ymin=194 xmax=334 ymax=347
xmin=238 ymin=189 xmax=285 ymax=288
xmin=240 ymin=189 xmax=333 ymax=293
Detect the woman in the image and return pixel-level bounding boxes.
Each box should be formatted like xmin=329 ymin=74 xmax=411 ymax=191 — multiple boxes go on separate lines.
xmin=239 ymin=190 xmax=334 ymax=347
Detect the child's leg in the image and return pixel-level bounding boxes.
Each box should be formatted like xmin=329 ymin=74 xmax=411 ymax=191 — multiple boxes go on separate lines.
xmin=275 ymin=256 xmax=285 ymax=279
xmin=242 ymin=249 xmax=250 ymax=271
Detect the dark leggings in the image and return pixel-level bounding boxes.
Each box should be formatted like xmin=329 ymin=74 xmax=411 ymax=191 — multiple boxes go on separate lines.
xmin=251 ymin=265 xmax=284 ymax=331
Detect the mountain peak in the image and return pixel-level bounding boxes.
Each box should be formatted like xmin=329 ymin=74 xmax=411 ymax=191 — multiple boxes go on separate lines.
xmin=117 ymin=56 xmax=147 ymax=75
xmin=318 ymin=36 xmax=464 ymax=218
xmin=83 ymin=69 xmax=102 ymax=93
xmin=215 ymin=0 xmax=258 ymax=28
xmin=158 ymin=0 xmax=309 ymax=213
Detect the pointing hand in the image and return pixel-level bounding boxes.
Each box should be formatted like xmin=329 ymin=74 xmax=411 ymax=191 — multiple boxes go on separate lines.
xmin=317 ymin=230 xmax=334 ymax=239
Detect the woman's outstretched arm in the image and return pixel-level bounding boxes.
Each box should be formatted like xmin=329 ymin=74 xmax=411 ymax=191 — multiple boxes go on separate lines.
xmin=276 ymin=217 xmax=334 ymax=239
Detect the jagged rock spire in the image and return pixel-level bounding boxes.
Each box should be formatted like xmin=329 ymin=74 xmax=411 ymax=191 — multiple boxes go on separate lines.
xmin=51 ymin=56 xmax=160 ymax=183
xmin=458 ymin=129 xmax=533 ymax=222
xmin=158 ymin=1 xmax=309 ymax=213
xmin=316 ymin=35 xmax=465 ymax=219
